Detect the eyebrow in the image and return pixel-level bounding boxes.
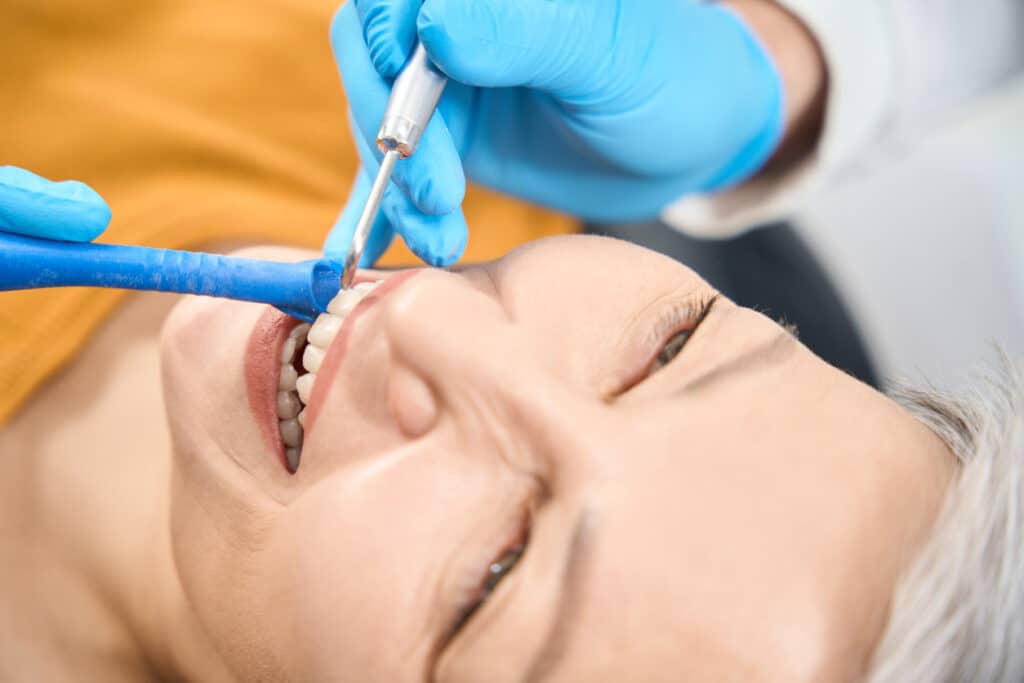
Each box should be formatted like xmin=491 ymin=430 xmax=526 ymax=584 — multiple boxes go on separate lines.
xmin=521 ymin=512 xmax=594 ymax=683
xmin=675 ymin=329 xmax=798 ymax=396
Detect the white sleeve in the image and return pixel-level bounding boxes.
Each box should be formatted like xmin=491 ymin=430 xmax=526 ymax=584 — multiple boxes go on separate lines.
xmin=662 ymin=0 xmax=1024 ymax=238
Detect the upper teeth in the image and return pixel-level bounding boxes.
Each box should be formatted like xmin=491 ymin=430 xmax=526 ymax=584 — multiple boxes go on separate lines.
xmin=295 ymin=373 xmax=315 ymax=406
xmin=275 ymin=280 xmax=381 ymax=473
xmin=302 ymin=280 xmax=379 ymax=376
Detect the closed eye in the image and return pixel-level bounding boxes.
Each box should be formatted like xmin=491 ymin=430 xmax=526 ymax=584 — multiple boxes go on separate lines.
xmin=445 ymin=505 xmax=532 ymax=645
xmin=450 ymin=542 xmax=526 ymax=636
xmin=645 ymin=294 xmax=719 ymax=377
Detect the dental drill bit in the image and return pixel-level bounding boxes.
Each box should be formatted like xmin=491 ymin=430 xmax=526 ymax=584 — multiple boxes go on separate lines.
xmin=343 ymin=148 xmax=398 ymax=290
xmin=340 ymin=43 xmax=449 ymax=290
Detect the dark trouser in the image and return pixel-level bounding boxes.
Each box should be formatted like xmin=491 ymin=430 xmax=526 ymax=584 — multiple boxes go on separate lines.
xmin=584 ymin=221 xmax=879 ymax=389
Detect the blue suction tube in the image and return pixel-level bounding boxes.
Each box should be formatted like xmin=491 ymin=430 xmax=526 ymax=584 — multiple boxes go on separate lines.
xmin=0 ymin=232 xmax=344 ymax=322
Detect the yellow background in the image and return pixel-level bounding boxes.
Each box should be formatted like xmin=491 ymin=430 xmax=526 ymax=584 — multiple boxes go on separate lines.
xmin=0 ymin=0 xmax=576 ymax=425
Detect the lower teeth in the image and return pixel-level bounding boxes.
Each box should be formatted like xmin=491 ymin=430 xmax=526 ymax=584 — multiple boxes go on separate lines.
xmin=277 ymin=323 xmax=310 ymax=473
xmin=285 ymin=447 xmax=301 ymax=473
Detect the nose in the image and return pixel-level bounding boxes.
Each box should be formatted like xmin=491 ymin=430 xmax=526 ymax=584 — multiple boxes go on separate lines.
xmin=383 ymin=269 xmax=512 ymax=417
xmin=380 ymin=269 xmax=576 ymax=463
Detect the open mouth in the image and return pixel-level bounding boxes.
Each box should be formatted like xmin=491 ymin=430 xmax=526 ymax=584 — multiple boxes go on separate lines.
xmin=274 ymin=280 xmax=382 ymax=473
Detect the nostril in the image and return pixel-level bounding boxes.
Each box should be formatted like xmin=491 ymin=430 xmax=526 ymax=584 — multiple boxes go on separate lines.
xmin=388 ymin=364 xmax=438 ymax=438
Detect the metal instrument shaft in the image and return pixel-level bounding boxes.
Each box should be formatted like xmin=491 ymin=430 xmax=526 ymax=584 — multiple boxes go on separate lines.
xmin=341 ymin=149 xmax=399 ymax=290
xmin=339 ymin=43 xmax=449 ymax=289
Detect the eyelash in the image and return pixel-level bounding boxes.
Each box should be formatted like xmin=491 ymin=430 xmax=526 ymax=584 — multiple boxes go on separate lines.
xmin=448 ymin=515 xmax=531 ymax=637
xmin=643 ymin=294 xmax=719 ymax=377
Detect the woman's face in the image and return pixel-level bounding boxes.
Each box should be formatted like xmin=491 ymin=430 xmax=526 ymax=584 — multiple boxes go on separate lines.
xmin=161 ymin=235 xmax=953 ymax=682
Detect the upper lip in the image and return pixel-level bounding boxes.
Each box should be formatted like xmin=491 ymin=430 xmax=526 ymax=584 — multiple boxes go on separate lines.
xmin=301 ymin=270 xmax=422 ymax=436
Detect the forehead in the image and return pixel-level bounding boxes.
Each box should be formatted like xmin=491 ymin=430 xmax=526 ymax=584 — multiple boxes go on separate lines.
xmin=491 ymin=235 xmax=706 ymax=304
xmin=482 ymin=235 xmax=712 ymax=386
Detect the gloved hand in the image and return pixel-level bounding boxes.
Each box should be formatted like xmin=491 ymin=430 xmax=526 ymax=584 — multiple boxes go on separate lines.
xmin=0 ymin=166 xmax=111 ymax=241
xmin=326 ymin=0 xmax=785 ymax=266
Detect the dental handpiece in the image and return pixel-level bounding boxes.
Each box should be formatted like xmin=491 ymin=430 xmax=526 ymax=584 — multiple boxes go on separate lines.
xmin=341 ymin=43 xmax=449 ymax=290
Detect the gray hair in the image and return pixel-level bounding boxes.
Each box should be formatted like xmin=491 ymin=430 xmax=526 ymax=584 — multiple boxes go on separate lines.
xmin=866 ymin=352 xmax=1024 ymax=682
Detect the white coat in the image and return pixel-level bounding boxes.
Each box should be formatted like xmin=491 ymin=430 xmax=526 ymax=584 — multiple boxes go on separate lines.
xmin=665 ymin=0 xmax=1024 ymax=389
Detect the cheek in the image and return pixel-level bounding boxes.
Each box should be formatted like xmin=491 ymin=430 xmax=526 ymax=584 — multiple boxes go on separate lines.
xmin=159 ymin=298 xmax=212 ymax=424
xmin=160 ymin=297 xmax=251 ymax=451
xmin=263 ymin=508 xmax=409 ymax=679
xmin=253 ymin=467 xmax=458 ymax=681
xmin=160 ymin=295 xmax=247 ymax=387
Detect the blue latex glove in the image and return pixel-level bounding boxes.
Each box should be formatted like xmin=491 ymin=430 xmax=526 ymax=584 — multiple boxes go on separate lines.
xmin=0 ymin=166 xmax=111 ymax=242
xmin=327 ymin=0 xmax=785 ymax=266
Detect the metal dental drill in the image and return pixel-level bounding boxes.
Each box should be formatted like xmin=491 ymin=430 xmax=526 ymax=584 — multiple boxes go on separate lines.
xmin=341 ymin=43 xmax=449 ymax=290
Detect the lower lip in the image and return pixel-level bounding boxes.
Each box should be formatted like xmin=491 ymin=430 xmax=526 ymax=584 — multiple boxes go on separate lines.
xmin=303 ymin=270 xmax=422 ymax=435
xmin=245 ymin=308 xmax=301 ymax=471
